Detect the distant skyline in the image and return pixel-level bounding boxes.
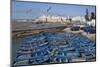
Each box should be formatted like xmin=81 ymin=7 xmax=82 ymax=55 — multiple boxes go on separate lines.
xmin=12 ymin=1 xmax=96 ymax=20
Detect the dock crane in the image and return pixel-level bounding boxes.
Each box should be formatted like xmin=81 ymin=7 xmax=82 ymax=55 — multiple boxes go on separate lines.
xmin=45 ymin=6 xmax=52 ymax=22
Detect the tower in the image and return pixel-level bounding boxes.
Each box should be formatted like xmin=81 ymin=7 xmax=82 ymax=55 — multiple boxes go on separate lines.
xmin=85 ymin=9 xmax=89 ymax=21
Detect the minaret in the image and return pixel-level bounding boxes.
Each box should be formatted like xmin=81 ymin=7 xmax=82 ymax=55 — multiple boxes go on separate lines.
xmin=85 ymin=9 xmax=89 ymax=21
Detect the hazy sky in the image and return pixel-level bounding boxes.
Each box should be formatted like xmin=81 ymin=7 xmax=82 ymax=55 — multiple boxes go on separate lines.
xmin=12 ymin=1 xmax=96 ymax=20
